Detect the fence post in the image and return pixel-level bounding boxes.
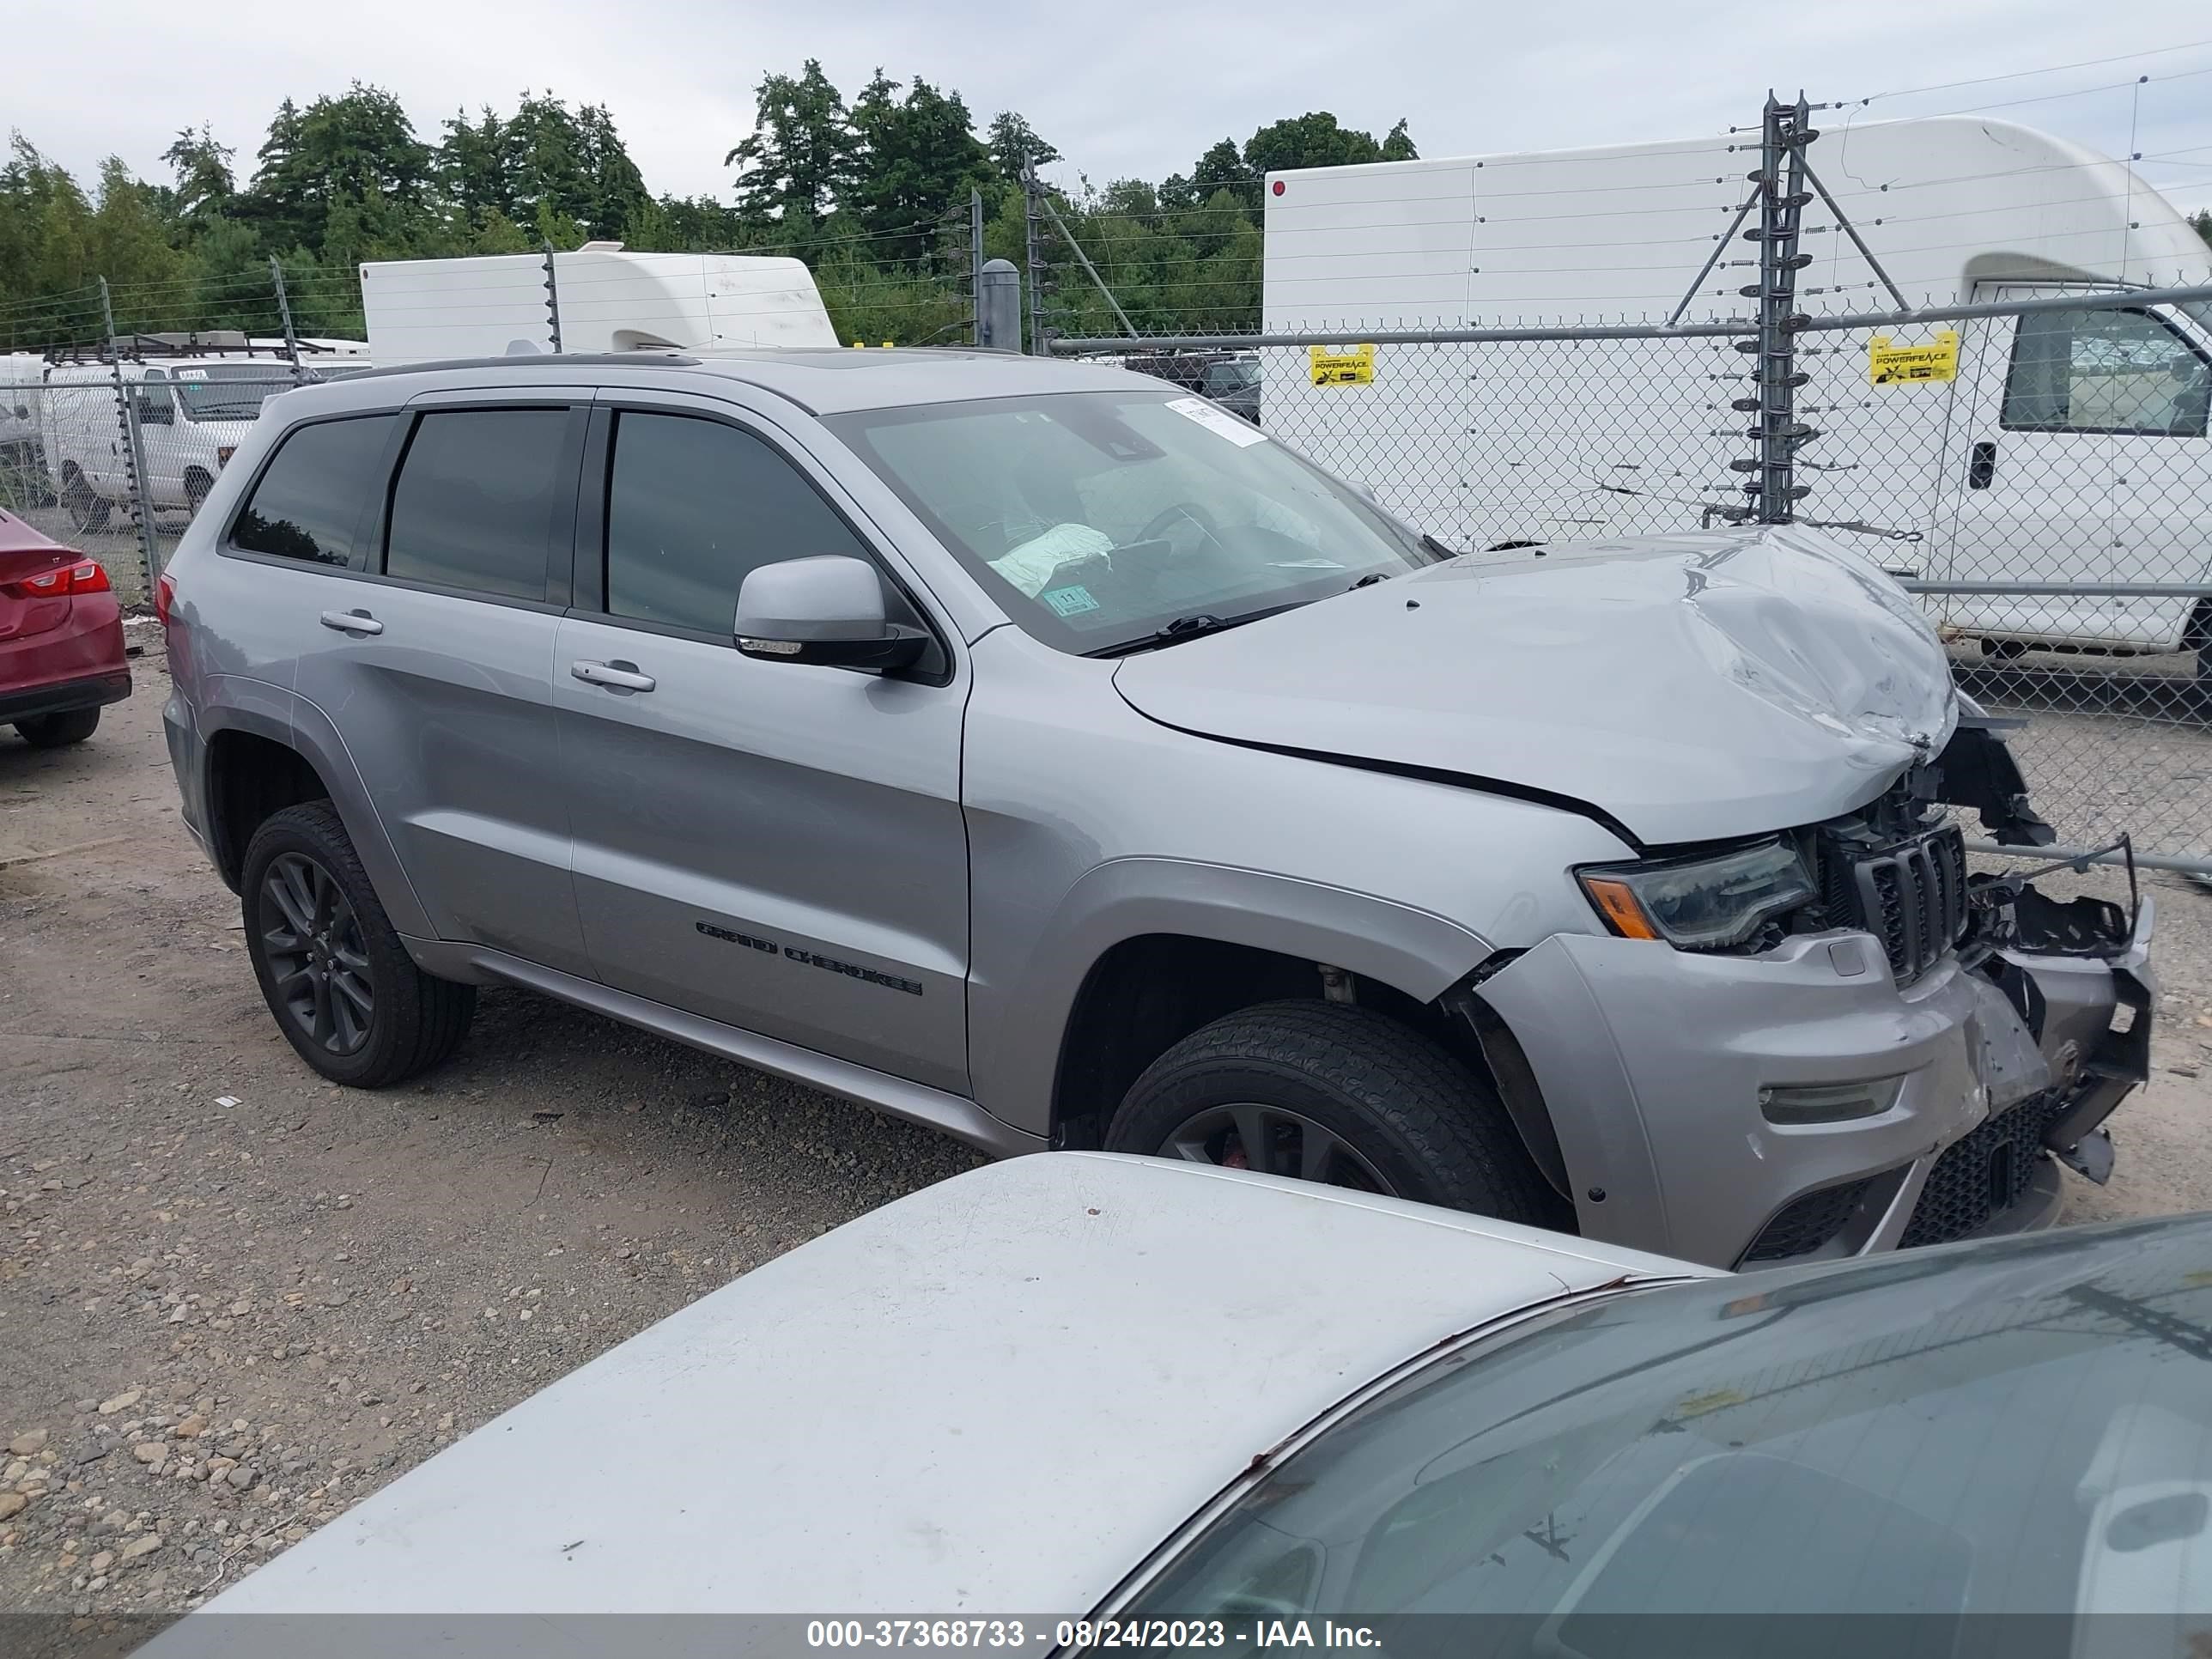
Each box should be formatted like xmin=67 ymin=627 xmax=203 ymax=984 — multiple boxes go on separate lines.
xmin=270 ymin=256 xmax=306 ymax=383
xmin=969 ymin=188 xmax=986 ymax=346
xmin=542 ymin=240 xmax=564 ymax=353
xmin=976 ymin=259 xmax=1022 ymax=350
xmin=1741 ymin=93 xmax=1814 ymax=526
xmin=98 ymin=276 xmax=162 ymax=595
xmin=1022 ymin=159 xmax=1051 ymax=356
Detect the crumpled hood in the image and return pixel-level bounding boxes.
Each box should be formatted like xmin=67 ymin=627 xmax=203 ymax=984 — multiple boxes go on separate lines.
xmin=1112 ymin=525 xmax=1956 ymax=847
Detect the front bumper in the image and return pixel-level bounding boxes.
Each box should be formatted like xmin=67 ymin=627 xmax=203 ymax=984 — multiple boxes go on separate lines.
xmin=1475 ymin=897 xmax=2154 ymax=1270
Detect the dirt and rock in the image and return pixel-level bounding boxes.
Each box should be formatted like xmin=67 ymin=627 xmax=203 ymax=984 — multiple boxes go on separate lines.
xmin=3 ymin=650 xmax=2211 ymax=1623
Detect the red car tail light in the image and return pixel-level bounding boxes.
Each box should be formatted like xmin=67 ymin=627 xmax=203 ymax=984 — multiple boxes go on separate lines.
xmin=156 ymin=570 xmax=176 ymax=629
xmin=3 ymin=558 xmax=110 ymax=599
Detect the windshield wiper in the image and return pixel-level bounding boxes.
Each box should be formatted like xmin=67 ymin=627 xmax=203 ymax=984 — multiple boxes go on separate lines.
xmin=1420 ymin=533 xmax=1456 ymax=561
xmin=1085 ymin=606 xmax=1293 ymax=659
xmin=1350 ymin=571 xmax=1392 ymax=590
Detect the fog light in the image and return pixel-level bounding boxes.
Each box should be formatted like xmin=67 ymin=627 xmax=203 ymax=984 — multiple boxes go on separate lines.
xmin=1759 ymin=1077 xmax=1905 ymax=1125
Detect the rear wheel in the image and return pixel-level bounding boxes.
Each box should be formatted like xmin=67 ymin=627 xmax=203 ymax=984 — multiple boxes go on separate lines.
xmin=14 ymin=708 xmax=100 ymax=747
xmin=241 ymin=801 xmax=476 ymax=1087
xmin=1104 ymin=999 xmax=1566 ymax=1226
xmin=60 ymin=469 xmax=108 ymax=533
xmin=184 ymin=469 xmax=212 ymax=515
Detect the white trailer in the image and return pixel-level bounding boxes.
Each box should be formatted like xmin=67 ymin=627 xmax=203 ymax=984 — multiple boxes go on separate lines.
xmin=360 ymin=246 xmax=838 ymax=365
xmin=1261 ymin=117 xmax=2212 ymax=661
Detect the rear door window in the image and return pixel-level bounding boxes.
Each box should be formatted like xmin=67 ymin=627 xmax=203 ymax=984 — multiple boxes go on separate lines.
xmin=230 ymin=414 xmax=398 ymax=568
xmin=386 ymin=409 xmax=570 ymax=601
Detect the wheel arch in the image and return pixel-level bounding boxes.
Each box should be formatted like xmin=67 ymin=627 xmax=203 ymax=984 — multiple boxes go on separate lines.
xmin=199 ymin=695 xmax=433 ymax=939
xmin=983 ymin=858 xmax=1506 ymax=1151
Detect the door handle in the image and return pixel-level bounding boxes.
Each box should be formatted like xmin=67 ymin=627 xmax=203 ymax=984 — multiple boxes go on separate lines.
xmin=571 ymin=659 xmax=656 ymax=693
xmin=319 ymin=609 xmax=383 ymax=635
xmin=1967 ymin=441 xmax=1997 ymax=490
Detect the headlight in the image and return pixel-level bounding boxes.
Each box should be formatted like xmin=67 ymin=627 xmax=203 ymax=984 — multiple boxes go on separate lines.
xmin=1577 ymin=838 xmax=1814 ymax=949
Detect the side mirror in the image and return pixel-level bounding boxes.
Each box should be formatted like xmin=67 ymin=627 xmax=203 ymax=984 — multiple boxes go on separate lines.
xmin=736 ymin=556 xmax=928 ymax=672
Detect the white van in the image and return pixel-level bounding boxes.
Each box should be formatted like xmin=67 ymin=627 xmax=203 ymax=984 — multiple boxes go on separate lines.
xmin=39 ymin=354 xmax=325 ymax=531
xmin=360 ymin=245 xmax=838 ymax=365
xmin=1261 ymin=117 xmax=2212 ymax=668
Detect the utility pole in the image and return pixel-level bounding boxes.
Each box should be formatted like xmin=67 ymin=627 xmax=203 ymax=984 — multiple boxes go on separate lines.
xmin=1735 ymin=93 xmax=1815 ymax=526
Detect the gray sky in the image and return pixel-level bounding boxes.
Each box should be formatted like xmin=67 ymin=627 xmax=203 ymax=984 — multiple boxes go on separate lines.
xmin=15 ymin=0 xmax=2212 ymax=216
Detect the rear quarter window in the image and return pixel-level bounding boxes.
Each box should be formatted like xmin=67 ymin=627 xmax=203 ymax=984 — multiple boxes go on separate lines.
xmin=230 ymin=414 xmax=398 ymax=568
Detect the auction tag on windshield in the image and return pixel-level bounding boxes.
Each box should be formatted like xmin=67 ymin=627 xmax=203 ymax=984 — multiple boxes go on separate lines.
xmin=1166 ymin=397 xmax=1267 ymax=447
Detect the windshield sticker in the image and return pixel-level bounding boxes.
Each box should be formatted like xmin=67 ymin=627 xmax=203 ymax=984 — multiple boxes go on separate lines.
xmin=1165 ymin=396 xmax=1267 ymax=447
xmin=1043 ymin=584 xmax=1102 ymax=617
xmin=177 ymin=369 xmax=209 ymax=380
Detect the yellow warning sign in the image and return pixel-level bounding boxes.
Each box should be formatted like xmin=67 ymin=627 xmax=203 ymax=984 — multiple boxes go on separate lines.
xmin=1869 ymin=330 xmax=1960 ymax=386
xmin=1309 ymin=343 xmax=1376 ymax=386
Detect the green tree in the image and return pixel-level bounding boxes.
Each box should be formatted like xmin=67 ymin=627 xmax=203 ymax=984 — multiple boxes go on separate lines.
xmin=2194 ymin=209 xmax=2212 ymax=248
xmin=1381 ymin=118 xmax=1418 ymax=162
xmin=242 ymin=84 xmax=434 ymax=254
xmin=726 ymin=59 xmax=855 ymax=235
xmin=985 ymin=111 xmax=1058 ymax=181
xmin=1243 ymin=112 xmax=1408 ymax=175
xmin=847 ymin=71 xmax=991 ymax=263
xmin=161 ymin=124 xmax=236 ymax=226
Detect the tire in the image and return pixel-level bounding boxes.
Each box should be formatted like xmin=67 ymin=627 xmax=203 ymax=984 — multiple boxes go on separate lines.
xmin=61 ymin=470 xmax=109 ymax=533
xmin=14 ymin=708 xmax=100 ymax=747
xmin=1104 ymin=999 xmax=1567 ymax=1228
xmin=241 ymin=800 xmax=476 ymax=1087
xmin=184 ymin=470 xmax=212 ymax=515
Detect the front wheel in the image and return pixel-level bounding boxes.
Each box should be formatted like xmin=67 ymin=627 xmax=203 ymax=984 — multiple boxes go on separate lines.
xmin=1104 ymin=999 xmax=1566 ymax=1227
xmin=241 ymin=801 xmax=476 ymax=1086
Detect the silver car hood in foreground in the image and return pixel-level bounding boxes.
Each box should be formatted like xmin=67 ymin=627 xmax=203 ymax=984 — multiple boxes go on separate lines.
xmin=160 ymin=1156 xmax=1692 ymax=1622
xmin=1112 ymin=526 xmax=1957 ymax=848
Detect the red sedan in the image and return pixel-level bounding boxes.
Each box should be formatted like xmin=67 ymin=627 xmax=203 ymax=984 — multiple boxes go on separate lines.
xmin=0 ymin=507 xmax=131 ymax=748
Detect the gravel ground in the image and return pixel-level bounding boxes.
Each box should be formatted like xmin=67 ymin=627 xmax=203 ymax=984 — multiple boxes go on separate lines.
xmin=2 ymin=651 xmax=2209 ymax=1624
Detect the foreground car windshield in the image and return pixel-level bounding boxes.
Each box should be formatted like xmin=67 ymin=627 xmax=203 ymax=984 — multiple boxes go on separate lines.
xmin=1127 ymin=1218 xmax=2212 ymax=1626
xmin=827 ymin=391 xmax=1434 ymax=653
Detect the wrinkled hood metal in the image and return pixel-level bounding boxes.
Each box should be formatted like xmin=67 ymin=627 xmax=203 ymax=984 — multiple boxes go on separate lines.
xmin=149 ymin=1156 xmax=1693 ymax=1624
xmin=1113 ymin=526 xmax=1957 ymax=847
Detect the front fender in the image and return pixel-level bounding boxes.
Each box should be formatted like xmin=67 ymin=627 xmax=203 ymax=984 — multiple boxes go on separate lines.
xmin=966 ymin=855 xmax=1495 ymax=1135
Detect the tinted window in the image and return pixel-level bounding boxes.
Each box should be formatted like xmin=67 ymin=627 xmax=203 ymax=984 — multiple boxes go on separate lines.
xmin=232 ymin=414 xmax=398 ymax=568
xmin=386 ymin=409 xmax=568 ymax=600
xmin=604 ymin=410 xmax=872 ymax=635
xmin=2002 ymin=307 xmax=2210 ymax=436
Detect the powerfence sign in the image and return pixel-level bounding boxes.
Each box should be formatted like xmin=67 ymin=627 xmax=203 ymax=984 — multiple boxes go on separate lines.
xmin=1868 ymin=331 xmax=1960 ymax=386
xmin=1309 ymin=344 xmax=1376 ymax=386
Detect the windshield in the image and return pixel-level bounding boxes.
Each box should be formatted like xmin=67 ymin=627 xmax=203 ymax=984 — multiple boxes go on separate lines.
xmin=1203 ymin=361 xmax=1260 ymax=393
xmin=826 ymin=391 xmax=1436 ymax=653
xmin=172 ymin=364 xmax=293 ymax=422
xmin=1124 ymin=1218 xmax=2212 ymax=1629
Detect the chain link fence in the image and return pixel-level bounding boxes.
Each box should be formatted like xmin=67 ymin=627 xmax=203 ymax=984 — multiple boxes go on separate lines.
xmin=1056 ymin=282 xmax=2212 ymax=870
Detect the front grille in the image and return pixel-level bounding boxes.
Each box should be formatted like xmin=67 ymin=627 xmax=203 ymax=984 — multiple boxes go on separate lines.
xmin=1843 ymin=823 xmax=1968 ymax=984
xmin=1741 ymin=1176 xmax=1876 ymax=1262
xmin=1899 ymin=1092 xmax=2068 ymax=1249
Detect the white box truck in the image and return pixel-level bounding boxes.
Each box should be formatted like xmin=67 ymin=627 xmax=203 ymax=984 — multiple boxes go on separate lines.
xmin=1261 ymin=116 xmax=2212 ymax=666
xmin=360 ymin=246 xmax=838 ymax=365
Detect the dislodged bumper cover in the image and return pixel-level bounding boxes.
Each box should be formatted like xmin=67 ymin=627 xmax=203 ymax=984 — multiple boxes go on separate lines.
xmin=1477 ymin=895 xmax=2152 ymax=1270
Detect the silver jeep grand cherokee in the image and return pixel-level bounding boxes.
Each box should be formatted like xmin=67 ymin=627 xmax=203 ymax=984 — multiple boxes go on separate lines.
xmin=158 ymin=348 xmax=2153 ymax=1268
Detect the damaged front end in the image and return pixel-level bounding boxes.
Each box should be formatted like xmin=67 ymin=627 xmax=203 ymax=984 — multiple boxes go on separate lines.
xmin=1936 ymin=710 xmax=2154 ymax=1206
xmin=1467 ymin=713 xmax=2153 ymax=1271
